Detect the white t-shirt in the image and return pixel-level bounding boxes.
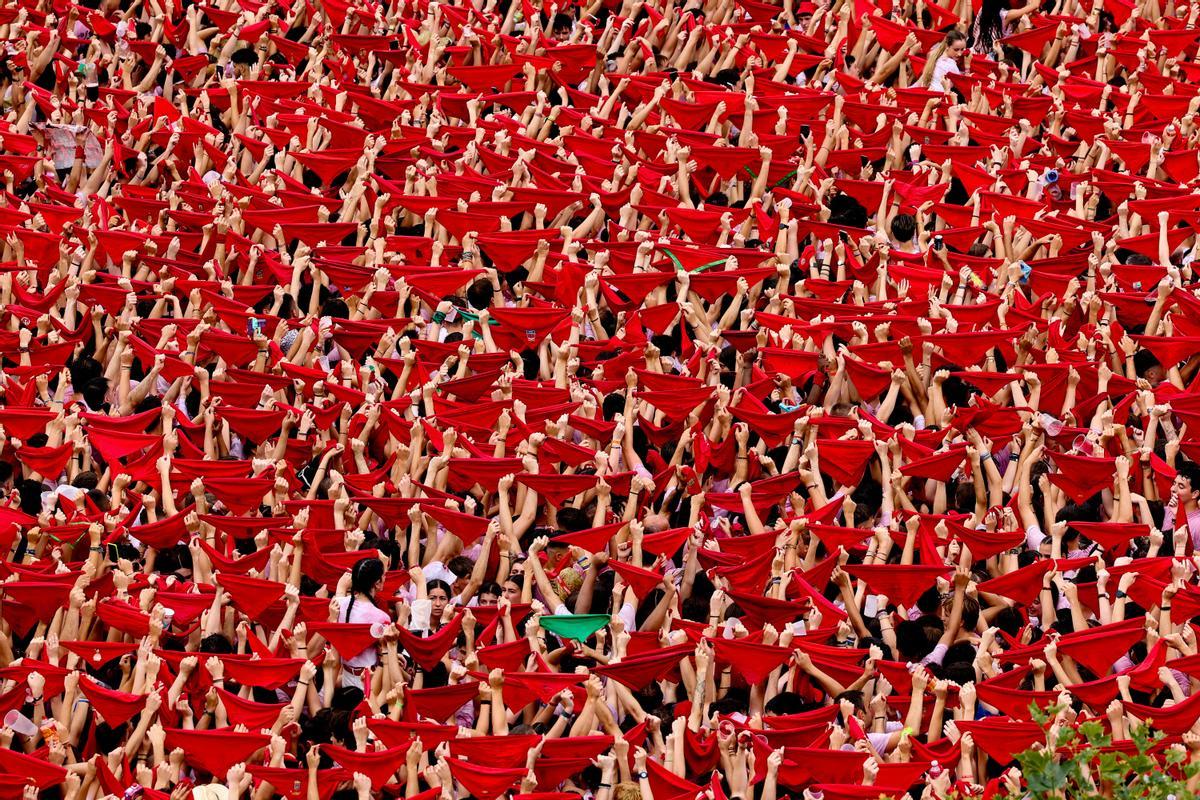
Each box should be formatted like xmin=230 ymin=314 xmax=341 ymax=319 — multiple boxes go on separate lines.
xmin=929 ymin=56 xmax=960 ymax=93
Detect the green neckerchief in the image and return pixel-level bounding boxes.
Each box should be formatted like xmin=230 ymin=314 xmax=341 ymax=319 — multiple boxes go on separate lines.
xmin=660 ymin=248 xmax=730 ymax=274
xmin=743 ymin=166 xmax=799 ymax=188
xmin=538 ymin=613 xmax=611 ymax=642
xmin=457 ymin=309 xmax=498 ymax=326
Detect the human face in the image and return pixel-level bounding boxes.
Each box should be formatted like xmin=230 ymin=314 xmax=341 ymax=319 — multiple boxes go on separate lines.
xmin=949 ymin=39 xmax=967 ymax=60
xmin=430 ymin=587 xmax=450 ymax=618
xmin=502 ymin=581 xmax=520 ymax=602
xmin=1173 ymin=475 xmax=1197 ymax=506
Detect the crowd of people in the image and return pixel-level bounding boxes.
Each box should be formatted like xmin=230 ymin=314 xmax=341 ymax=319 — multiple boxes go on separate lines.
xmin=2 ymin=0 xmax=1200 ymax=796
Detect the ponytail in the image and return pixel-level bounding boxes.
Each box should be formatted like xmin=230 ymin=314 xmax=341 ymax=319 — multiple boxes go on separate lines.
xmin=919 ymin=41 xmax=949 ymax=87
xmin=919 ymin=30 xmax=967 ymax=89
xmin=344 ymin=556 xmax=385 ymax=623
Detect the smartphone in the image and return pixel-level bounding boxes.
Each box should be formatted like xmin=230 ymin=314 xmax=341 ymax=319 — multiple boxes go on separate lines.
xmin=800 ymin=124 xmax=810 ymax=138
xmin=248 ymin=317 xmax=263 ymax=336
xmin=932 ymin=235 xmax=944 ymax=251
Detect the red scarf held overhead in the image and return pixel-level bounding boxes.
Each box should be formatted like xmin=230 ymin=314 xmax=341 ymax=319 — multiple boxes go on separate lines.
xmin=477 ymin=638 xmax=533 ymax=672
xmin=449 ymin=734 xmax=541 ymax=769
xmin=608 ymin=560 xmax=665 ymax=599
xmin=0 ymin=747 xmax=68 ymax=790
xmin=404 ymin=680 xmax=480 ymax=722
xmin=842 ymin=563 xmax=952 ymax=607
xmin=248 ymin=766 xmax=350 ymax=800
xmin=215 ymin=686 xmax=288 ymax=729
xmin=515 ymin=473 xmax=599 ymax=506
xmin=592 ymin=643 xmax=695 ymax=690
xmin=217 ymin=571 xmax=287 ymax=618
xmin=368 ymin=719 xmax=459 ymax=752
xmin=307 ymin=621 xmax=379 ymax=660
xmin=79 ymin=677 xmax=148 ymax=727
xmin=395 ymin=615 xmax=464 ymax=671
xmin=447 ymin=758 xmax=526 ymax=800
xmin=707 ymin=637 xmax=793 ymax=685
xmin=423 ymin=503 xmax=491 ymax=546
xmin=221 ymin=657 xmax=307 ymax=690
xmin=954 ymin=719 xmax=1044 ymax=765
xmin=324 ymin=744 xmax=410 ymax=788
xmin=163 ymin=728 xmax=270 ymax=776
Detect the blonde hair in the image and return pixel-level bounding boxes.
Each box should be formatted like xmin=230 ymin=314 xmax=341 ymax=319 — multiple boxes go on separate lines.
xmin=614 ymin=783 xmax=642 ymax=800
xmin=919 ymin=30 xmax=967 ymax=88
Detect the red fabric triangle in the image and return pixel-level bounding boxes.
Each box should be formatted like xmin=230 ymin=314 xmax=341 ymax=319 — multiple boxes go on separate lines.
xmin=708 ymin=637 xmax=792 ymax=685
xmin=204 ymin=475 xmax=275 ymax=514
xmin=154 ymin=592 xmax=218 ymax=628
xmin=218 ymin=572 xmax=286 ymax=618
xmin=163 ymin=728 xmax=270 ymax=776
xmin=307 ymin=622 xmax=379 ymax=661
xmin=221 ymin=658 xmax=306 ymax=690
xmin=79 ymin=677 xmax=147 ymax=727
xmin=14 ymin=443 xmax=73 ymax=478
xmin=954 ymin=719 xmax=1043 ymax=765
xmin=899 ymin=446 xmax=968 ymax=482
xmin=215 ymin=687 xmax=287 ymax=729
xmin=815 ymin=439 xmax=876 ymax=486
xmin=1057 ymin=618 xmax=1146 ymax=675
xmin=842 ymin=563 xmax=951 ymax=607
xmin=516 ymin=473 xmax=599 ymax=506
xmin=325 ymin=744 xmax=409 ymax=788
xmin=96 ymin=600 xmax=152 ymax=637
xmin=448 ymin=758 xmax=526 ymax=799
xmin=777 ymin=748 xmax=869 ymax=786
xmin=726 ymin=590 xmax=810 ymax=628
xmin=88 ymin=427 xmax=161 ymax=463
xmin=248 ymin=767 xmax=349 ymax=800
xmin=1048 ymin=450 xmax=1117 ymax=503
xmin=450 ymin=734 xmax=542 ymax=769
xmin=60 ymin=640 xmax=138 ymax=667
xmin=126 ymin=511 xmax=189 ymax=550
xmin=951 ymin=521 xmax=1025 ymax=560
xmin=977 ymin=561 xmax=1052 ymax=605
xmin=609 ymin=560 xmax=664 ymax=599
xmin=0 ymin=747 xmax=68 ymax=789
xmin=404 ymin=681 xmax=480 ymax=722
xmin=423 ymin=504 xmax=490 ymax=546
xmin=640 ymin=526 xmax=692 ymax=558
xmin=552 ymin=521 xmax=627 ymax=554
xmin=395 ymin=615 xmax=464 ymax=670
xmin=501 ymin=672 xmax=584 ymax=708
xmin=368 ymin=719 xmax=459 ymax=751
xmin=1 ymin=582 xmax=72 ymax=622
xmin=593 ymin=643 xmax=694 ymax=690
xmin=645 ymin=758 xmax=702 ymax=800
xmin=477 ymin=638 xmax=532 ymax=672
xmin=217 ymin=406 xmax=288 ymax=442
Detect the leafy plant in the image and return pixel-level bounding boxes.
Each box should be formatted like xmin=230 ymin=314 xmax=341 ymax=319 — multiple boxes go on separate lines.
xmin=994 ymin=704 xmax=1199 ymax=800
